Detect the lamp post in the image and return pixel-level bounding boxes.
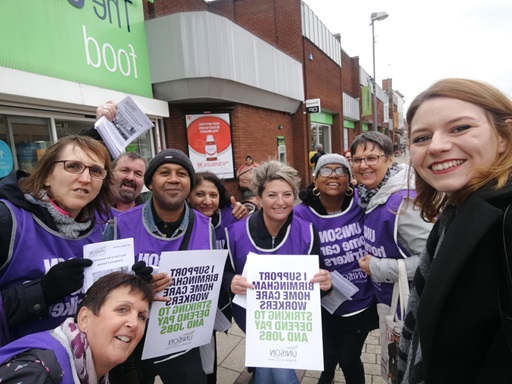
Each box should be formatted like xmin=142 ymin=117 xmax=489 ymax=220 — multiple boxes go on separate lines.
xmin=370 ymin=11 xmax=388 ymax=131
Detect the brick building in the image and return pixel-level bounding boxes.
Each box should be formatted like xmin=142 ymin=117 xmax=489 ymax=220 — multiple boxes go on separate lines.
xmin=144 ymin=0 xmax=401 ymax=195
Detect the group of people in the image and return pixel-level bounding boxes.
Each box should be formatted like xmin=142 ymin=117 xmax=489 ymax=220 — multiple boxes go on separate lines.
xmin=1 ymin=77 xmax=512 ymax=384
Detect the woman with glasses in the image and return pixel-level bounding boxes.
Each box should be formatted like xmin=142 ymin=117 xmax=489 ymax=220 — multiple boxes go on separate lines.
xmin=294 ymin=154 xmax=378 ymax=384
xmin=349 ymin=132 xmax=432 ymax=379
xmin=0 ymin=135 xmax=113 ymax=346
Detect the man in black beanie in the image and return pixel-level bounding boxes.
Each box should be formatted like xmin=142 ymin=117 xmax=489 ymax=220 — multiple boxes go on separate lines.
xmin=113 ymin=148 xmax=214 ymax=384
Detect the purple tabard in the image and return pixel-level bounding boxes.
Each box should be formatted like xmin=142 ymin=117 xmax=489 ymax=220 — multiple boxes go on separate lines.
xmin=0 ymin=200 xmax=103 ymax=340
xmin=214 ymin=206 xmax=237 ymax=250
xmin=294 ymin=195 xmax=374 ymax=315
xmin=363 ymin=190 xmax=413 ymax=304
xmin=0 ymin=330 xmax=74 ymax=384
xmin=115 ymin=205 xmax=213 ymax=267
xmin=225 ymin=216 xmax=315 ymax=332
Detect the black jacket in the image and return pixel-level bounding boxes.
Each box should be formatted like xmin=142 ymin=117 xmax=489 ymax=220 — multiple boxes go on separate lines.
xmin=417 ymin=184 xmax=512 ymax=383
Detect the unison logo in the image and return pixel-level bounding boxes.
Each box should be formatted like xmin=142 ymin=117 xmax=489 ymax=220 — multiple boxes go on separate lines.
xmin=166 ymin=331 xmax=195 ymax=347
xmin=269 ymin=345 xmax=299 ymax=358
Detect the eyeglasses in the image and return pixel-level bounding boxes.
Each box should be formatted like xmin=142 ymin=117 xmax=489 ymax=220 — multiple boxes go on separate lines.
xmin=318 ymin=167 xmax=348 ymax=177
xmin=53 ymin=160 xmax=108 ymax=180
xmin=350 ymin=154 xmax=386 ymax=166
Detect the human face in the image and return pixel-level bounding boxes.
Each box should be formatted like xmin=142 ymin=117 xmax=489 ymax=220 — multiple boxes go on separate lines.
xmin=188 ymin=180 xmax=220 ymax=217
xmin=314 ymin=164 xmax=350 ymax=197
xmin=352 ymin=144 xmax=393 ymax=189
xmin=259 ymin=180 xmax=295 ymax=226
xmin=245 ymin=157 xmax=253 ymax=166
xmin=44 ymin=144 xmax=105 ymax=218
xmin=111 ymin=157 xmax=146 ymax=204
xmin=149 ymin=163 xmax=191 ymax=214
xmin=78 ymin=286 xmax=149 ymax=378
xmin=409 ymin=97 xmax=506 ymax=194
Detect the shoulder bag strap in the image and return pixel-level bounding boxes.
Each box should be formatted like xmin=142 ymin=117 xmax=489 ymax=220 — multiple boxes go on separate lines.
xmin=179 ymin=208 xmax=195 ymax=251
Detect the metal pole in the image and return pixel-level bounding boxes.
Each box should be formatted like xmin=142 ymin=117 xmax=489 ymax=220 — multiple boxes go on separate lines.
xmin=372 ymin=21 xmax=378 ymax=131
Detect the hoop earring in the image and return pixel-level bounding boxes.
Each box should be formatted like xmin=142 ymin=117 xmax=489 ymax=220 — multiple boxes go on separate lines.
xmin=313 ymin=187 xmax=320 ymax=197
xmin=346 ymin=187 xmax=354 ymax=197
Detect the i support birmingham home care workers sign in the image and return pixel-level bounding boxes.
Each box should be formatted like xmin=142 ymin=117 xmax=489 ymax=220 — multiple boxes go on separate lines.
xmin=245 ymin=253 xmax=324 ymax=370
xmin=142 ymin=250 xmax=227 ymax=360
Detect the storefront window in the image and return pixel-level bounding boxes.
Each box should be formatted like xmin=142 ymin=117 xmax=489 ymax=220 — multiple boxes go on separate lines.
xmin=310 ymin=123 xmax=331 ymax=152
xmin=8 ymin=116 xmax=51 ymax=172
xmin=55 ymin=120 xmax=93 ymax=137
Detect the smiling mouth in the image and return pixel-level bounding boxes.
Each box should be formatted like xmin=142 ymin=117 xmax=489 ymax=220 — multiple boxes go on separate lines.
xmin=72 ymin=188 xmax=89 ymax=194
xmin=115 ymin=336 xmax=131 ymax=343
xmin=430 ymin=160 xmax=465 ymax=171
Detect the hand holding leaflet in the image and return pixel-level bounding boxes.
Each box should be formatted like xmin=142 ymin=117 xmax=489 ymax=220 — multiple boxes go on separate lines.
xmin=94 ymin=96 xmax=154 ymax=158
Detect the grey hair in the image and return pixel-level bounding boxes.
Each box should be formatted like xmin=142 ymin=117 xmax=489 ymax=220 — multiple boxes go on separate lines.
xmin=253 ymin=160 xmax=301 ymax=198
xmin=350 ymin=131 xmax=393 ymax=156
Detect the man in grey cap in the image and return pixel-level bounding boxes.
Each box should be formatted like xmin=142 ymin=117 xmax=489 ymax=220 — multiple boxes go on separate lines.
xmin=113 ymin=148 xmax=214 ymax=384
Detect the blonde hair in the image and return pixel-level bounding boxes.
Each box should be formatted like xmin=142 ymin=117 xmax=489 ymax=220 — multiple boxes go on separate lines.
xmin=252 ymin=160 xmax=301 ymax=198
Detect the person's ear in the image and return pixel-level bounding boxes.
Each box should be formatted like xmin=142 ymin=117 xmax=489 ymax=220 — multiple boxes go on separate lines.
xmin=77 ymin=306 xmax=90 ymax=333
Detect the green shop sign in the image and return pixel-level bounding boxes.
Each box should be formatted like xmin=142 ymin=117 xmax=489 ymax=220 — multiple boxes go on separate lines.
xmin=0 ymin=0 xmax=152 ymax=97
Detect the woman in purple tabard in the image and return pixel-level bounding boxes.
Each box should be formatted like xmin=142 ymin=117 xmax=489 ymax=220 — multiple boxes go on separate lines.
xmin=188 ymin=171 xmax=249 ymax=250
xmin=294 ymin=154 xmax=378 ymax=384
xmin=0 ymin=136 xmax=113 ymax=346
xmin=349 ymin=132 xmax=433 ymax=382
xmin=0 ymin=272 xmax=153 ymax=384
xmin=223 ymin=160 xmax=332 ymax=384
xmin=350 ymin=132 xmax=432 ymax=306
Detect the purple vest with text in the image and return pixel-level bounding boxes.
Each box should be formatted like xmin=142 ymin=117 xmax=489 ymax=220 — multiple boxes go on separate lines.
xmin=115 ymin=205 xmax=212 ymax=266
xmin=225 ymin=216 xmax=315 ymax=332
xmin=363 ymin=190 xmax=413 ymax=305
xmin=294 ymin=196 xmax=374 ymax=315
xmin=0 ymin=200 xmax=103 ymax=340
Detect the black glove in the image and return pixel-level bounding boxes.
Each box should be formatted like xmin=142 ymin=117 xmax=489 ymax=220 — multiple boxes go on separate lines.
xmin=132 ymin=261 xmax=153 ymax=282
xmin=40 ymin=258 xmax=93 ymax=304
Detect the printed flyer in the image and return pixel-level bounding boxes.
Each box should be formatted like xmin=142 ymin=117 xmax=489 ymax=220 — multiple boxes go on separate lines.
xmin=142 ymin=250 xmax=228 ymax=360
xmin=245 ymin=253 xmax=324 ymax=370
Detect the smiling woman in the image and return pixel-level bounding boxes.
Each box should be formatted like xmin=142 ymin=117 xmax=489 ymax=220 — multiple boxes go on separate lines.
xmin=399 ymin=78 xmax=512 ymax=383
xmin=0 ymin=272 xmax=153 ymax=383
xmin=223 ymin=160 xmax=332 ymax=384
xmin=0 ymin=135 xmax=113 ymax=347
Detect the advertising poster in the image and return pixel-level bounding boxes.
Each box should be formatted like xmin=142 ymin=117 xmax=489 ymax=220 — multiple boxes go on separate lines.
xmin=186 ymin=113 xmax=235 ymax=179
xmin=142 ymin=250 xmax=228 ymax=360
xmin=245 ymin=253 xmax=324 ymax=371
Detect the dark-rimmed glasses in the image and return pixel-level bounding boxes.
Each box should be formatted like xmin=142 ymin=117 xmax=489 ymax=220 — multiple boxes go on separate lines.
xmin=318 ymin=167 xmax=348 ymax=177
xmin=350 ymin=154 xmax=386 ymax=166
xmin=53 ymin=160 xmax=107 ymax=180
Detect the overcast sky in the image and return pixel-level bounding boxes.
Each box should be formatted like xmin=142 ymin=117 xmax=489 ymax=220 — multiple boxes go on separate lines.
xmin=302 ymin=0 xmax=512 ymax=110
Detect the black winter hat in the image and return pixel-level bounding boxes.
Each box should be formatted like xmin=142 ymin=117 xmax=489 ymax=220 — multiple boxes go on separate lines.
xmin=144 ymin=149 xmax=196 ymax=189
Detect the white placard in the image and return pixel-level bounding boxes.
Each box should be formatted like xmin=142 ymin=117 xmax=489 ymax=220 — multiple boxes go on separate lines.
xmin=245 ymin=253 xmax=324 ymax=371
xmin=142 ymin=250 xmax=228 ymax=360
xmin=83 ymin=238 xmax=134 ymax=290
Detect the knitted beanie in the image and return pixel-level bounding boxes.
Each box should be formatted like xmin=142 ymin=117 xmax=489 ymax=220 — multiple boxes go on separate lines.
xmin=314 ymin=153 xmax=352 ymax=180
xmin=144 ymin=149 xmax=196 ymax=189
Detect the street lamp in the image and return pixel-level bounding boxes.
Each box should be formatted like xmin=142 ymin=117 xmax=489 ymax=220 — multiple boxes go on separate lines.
xmin=370 ymin=11 xmax=388 ymax=131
